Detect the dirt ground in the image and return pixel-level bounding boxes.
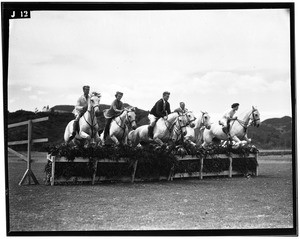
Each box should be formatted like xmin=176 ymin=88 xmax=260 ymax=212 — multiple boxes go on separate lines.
xmin=6 ymin=153 xmax=295 ymax=235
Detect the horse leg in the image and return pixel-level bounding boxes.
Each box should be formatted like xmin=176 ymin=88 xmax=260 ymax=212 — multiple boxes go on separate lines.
xmin=94 ymin=133 xmax=102 ymax=145
xmin=79 ymin=131 xmax=91 ymax=141
xmin=243 ymin=133 xmax=252 ymax=144
xmin=231 ymin=135 xmax=243 ymax=148
xmin=184 ymin=137 xmax=196 ymax=146
xmin=110 ymin=135 xmax=120 ymax=145
xmin=153 ymin=137 xmax=164 ymax=146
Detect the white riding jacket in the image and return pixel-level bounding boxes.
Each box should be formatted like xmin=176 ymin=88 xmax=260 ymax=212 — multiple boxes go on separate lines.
xmin=73 ymin=94 xmax=90 ymax=116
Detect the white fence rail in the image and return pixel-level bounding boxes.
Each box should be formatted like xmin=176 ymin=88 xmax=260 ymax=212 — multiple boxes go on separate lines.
xmin=8 ymin=117 xmax=49 ymax=185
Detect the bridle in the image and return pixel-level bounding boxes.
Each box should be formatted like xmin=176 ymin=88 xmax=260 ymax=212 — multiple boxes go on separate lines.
xmin=250 ymin=109 xmax=260 ymax=126
xmin=165 ymin=115 xmax=189 ymax=142
xmin=183 ymin=111 xmax=196 ymax=126
xmin=83 ymin=95 xmax=100 ymax=137
xmin=199 ymin=111 xmax=210 ymax=128
xmin=235 ymin=108 xmax=260 ymax=131
xmin=113 ymin=109 xmax=137 ymax=139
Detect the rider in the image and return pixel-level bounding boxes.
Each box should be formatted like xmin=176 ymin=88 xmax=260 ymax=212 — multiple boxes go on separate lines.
xmin=219 ymin=103 xmax=239 ymax=139
xmin=69 ymin=85 xmax=91 ymax=140
xmin=174 ymin=102 xmax=188 ymax=114
xmin=148 ymin=91 xmax=171 ymax=139
xmin=103 ymin=91 xmax=124 ymax=140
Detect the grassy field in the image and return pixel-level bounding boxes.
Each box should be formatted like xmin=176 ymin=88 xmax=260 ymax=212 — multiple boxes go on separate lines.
xmin=6 ymin=152 xmax=295 ymax=235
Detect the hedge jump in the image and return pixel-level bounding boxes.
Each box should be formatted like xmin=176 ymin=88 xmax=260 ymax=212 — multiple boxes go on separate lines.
xmin=170 ymin=153 xmax=258 ymax=180
xmin=47 ymin=152 xmax=258 ymax=185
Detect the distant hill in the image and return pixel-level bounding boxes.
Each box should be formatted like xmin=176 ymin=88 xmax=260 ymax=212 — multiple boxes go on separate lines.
xmin=6 ymin=107 xmax=292 ymax=151
xmin=50 ymin=105 xmax=74 ymax=113
xmin=247 ymin=116 xmax=292 ymax=149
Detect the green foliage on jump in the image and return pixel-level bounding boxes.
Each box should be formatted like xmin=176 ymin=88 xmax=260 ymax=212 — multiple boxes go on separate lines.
xmin=44 ymin=143 xmax=259 ymax=182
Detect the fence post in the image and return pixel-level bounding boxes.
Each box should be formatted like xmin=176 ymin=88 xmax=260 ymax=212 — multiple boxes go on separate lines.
xmin=199 ymin=156 xmax=204 ymax=180
xmin=18 ymin=120 xmax=39 ymax=185
xmin=27 ymin=120 xmax=32 ymax=184
xmin=255 ymin=152 xmax=259 ymax=176
xmin=228 ymin=153 xmax=232 ymax=178
xmin=50 ymin=156 xmax=56 ymax=186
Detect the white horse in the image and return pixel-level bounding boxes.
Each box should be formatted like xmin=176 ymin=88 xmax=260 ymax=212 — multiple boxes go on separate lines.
xmin=100 ymin=107 xmax=137 ymax=145
xmin=128 ymin=111 xmax=196 ymax=147
xmin=202 ymin=106 xmax=261 ymax=148
xmin=64 ymin=92 xmax=101 ymax=145
xmin=184 ymin=111 xmax=211 ymax=146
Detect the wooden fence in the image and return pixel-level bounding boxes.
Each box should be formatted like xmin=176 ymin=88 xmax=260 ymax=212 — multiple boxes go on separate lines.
xmin=8 ymin=117 xmax=49 ymax=185
xmin=47 ymin=152 xmax=258 ymax=185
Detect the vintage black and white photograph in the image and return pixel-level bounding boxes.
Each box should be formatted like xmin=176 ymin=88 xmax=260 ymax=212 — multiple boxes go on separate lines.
xmin=3 ymin=2 xmax=296 ymax=236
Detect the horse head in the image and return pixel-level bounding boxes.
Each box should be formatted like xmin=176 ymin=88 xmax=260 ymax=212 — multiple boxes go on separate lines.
xmin=89 ymin=92 xmax=101 ymax=113
xmin=183 ymin=111 xmax=196 ymax=128
xmin=200 ymin=111 xmax=211 ymax=129
xmin=171 ymin=114 xmax=189 ymax=142
xmin=251 ymin=106 xmax=260 ymax=127
xmin=124 ymin=107 xmax=137 ymax=130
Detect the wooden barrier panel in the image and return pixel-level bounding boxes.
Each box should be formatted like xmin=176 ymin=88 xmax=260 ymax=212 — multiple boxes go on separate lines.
xmin=171 ymin=153 xmax=258 ymax=180
xmin=47 ymin=152 xmax=258 ymax=185
xmin=47 ymin=155 xmax=138 ymax=186
xmin=8 ymin=117 xmax=49 ymax=185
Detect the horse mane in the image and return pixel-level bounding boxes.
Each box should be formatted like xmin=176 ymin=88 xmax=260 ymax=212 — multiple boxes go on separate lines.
xmin=91 ymin=92 xmax=101 ymax=97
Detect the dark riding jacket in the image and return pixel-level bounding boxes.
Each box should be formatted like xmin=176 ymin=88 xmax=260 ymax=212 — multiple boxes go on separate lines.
xmin=150 ymin=99 xmax=171 ymax=118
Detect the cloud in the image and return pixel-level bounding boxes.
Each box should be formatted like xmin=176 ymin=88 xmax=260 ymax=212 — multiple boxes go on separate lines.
xmin=37 ymin=90 xmax=47 ymax=95
xmin=29 ymin=95 xmax=38 ymax=100
xmin=8 ymin=97 xmax=18 ymax=104
xmin=22 ymin=86 xmax=32 ymax=91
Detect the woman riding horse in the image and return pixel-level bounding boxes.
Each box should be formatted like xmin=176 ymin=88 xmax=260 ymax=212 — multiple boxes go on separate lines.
xmin=103 ymin=91 xmax=124 ymax=141
xmin=101 ymin=107 xmax=137 ymax=145
xmin=202 ymin=106 xmax=260 ymax=148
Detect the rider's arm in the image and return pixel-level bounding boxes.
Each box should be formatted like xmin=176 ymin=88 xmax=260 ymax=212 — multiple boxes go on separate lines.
xmin=155 ymin=100 xmax=165 ymax=117
xmin=112 ymin=100 xmax=123 ymax=113
xmin=75 ymin=97 xmax=84 ymax=111
xmin=228 ymin=110 xmax=237 ymax=120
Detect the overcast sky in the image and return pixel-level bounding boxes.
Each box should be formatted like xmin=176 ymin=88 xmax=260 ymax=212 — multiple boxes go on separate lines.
xmin=7 ymin=8 xmax=292 ymax=121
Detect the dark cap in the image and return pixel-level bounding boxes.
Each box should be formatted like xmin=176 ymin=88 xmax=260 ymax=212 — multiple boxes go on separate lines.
xmin=163 ymin=91 xmax=170 ymax=96
xmin=231 ymin=103 xmax=239 ymax=108
xmin=83 ymin=85 xmax=90 ymax=90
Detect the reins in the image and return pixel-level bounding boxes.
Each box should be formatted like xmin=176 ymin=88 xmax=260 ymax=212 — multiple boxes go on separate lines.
xmin=113 ymin=109 xmax=136 ymax=140
xmin=83 ymin=103 xmax=99 ymax=138
xmin=234 ymin=109 xmax=260 ymax=132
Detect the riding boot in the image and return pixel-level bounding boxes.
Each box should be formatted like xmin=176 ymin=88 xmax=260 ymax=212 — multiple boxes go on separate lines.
xmin=148 ymin=125 xmax=154 ymax=139
xmin=103 ymin=118 xmax=112 ymax=140
xmin=70 ymin=120 xmax=79 ymax=140
xmin=103 ymin=124 xmax=109 ymax=140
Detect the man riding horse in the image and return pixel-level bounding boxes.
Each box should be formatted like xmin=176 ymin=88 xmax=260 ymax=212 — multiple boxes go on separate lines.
xmin=69 ymin=85 xmax=91 ymax=141
xmin=148 ymin=91 xmax=171 ymax=139
xmin=219 ymin=103 xmax=239 ymax=139
xmin=103 ymin=91 xmax=124 ymax=141
xmin=174 ymin=102 xmax=188 ymax=114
